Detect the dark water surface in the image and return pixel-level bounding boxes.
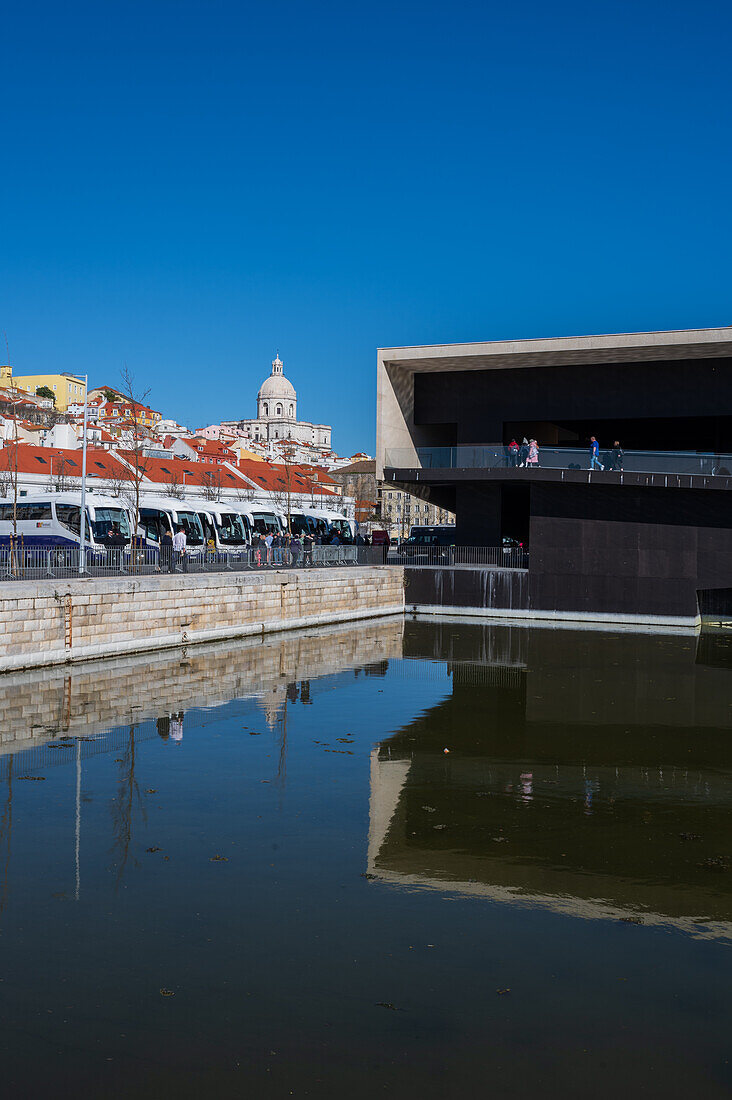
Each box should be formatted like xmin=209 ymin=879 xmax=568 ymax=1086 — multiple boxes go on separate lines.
xmin=0 ymin=618 xmax=730 ymax=1098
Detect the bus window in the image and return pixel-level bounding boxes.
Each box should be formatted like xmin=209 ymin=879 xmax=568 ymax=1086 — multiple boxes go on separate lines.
xmin=55 ymin=504 xmax=81 ymax=535
xmin=0 ymin=502 xmax=53 ymax=521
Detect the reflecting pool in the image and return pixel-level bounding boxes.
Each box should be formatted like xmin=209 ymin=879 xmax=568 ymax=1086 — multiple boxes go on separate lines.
xmin=0 ymin=618 xmax=729 ymax=1098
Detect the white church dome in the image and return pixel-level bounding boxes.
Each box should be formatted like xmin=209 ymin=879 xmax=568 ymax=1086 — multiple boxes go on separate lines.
xmin=258 ymin=355 xmax=296 ymax=401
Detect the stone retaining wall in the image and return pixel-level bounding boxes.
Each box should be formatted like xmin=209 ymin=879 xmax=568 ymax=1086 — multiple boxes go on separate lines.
xmin=0 ymin=567 xmax=405 ymax=672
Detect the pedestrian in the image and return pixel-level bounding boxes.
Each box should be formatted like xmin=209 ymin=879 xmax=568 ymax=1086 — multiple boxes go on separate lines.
xmin=518 ymin=438 xmax=529 ymax=467
xmin=161 ymin=528 xmax=174 ymax=573
xmin=507 ymin=439 xmax=519 ymax=467
xmin=252 ymin=532 xmax=262 ymax=567
xmin=355 ymin=531 xmax=365 ymax=546
xmin=264 ymin=530 xmax=274 ymax=564
xmin=527 ymin=439 xmax=539 ymax=467
xmin=303 ymin=532 xmax=314 ymax=565
xmin=609 ymin=440 xmax=624 ymax=471
xmin=169 ymin=711 xmax=184 ymax=742
xmin=290 ymin=535 xmax=302 ymax=566
xmin=589 ymin=436 xmax=604 ymax=471
xmin=173 ymin=525 xmax=187 ymax=572
xmin=330 ymin=532 xmax=340 ymax=546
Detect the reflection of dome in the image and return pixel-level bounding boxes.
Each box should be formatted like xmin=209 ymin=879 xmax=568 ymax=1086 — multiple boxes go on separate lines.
xmin=257 ymin=355 xmax=297 ymax=421
xmin=258 ymin=684 xmax=287 ymax=729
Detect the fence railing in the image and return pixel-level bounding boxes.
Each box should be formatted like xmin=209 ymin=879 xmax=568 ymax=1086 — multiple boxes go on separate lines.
xmin=383 ymin=545 xmax=529 ymax=569
xmin=384 ymin=444 xmax=732 ymax=478
xmin=0 ymin=543 xmax=363 ymax=581
xmin=0 ymin=543 xmax=529 ymax=581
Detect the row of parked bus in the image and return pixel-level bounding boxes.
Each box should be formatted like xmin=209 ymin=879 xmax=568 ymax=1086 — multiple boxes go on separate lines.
xmin=0 ymin=492 xmax=356 ymax=553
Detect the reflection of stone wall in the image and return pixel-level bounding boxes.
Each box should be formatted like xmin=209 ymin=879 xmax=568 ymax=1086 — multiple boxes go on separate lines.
xmin=0 ymin=567 xmax=405 ymax=672
xmin=0 ymin=618 xmax=405 ymax=752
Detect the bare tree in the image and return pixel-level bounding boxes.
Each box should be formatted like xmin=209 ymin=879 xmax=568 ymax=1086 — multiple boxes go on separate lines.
xmin=270 ymin=442 xmax=298 ymax=532
xmin=49 ymin=454 xmax=71 ymax=492
xmin=118 ymin=366 xmax=152 ymax=543
xmin=200 ymin=467 xmax=223 ymax=502
xmin=165 ymin=465 xmax=185 ymax=500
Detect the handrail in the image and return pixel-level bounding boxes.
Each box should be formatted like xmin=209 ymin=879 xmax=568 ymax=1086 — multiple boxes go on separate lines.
xmin=384 ymin=444 xmax=732 ymax=477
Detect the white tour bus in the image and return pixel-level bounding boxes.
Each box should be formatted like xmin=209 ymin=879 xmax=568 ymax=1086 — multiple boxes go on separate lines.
xmin=308 ymin=507 xmax=355 ymax=543
xmin=238 ymin=504 xmax=284 ymax=538
xmin=0 ymin=492 xmax=131 ymax=549
xmin=187 ymin=499 xmax=252 ymax=550
xmin=136 ymin=495 xmax=206 ymax=551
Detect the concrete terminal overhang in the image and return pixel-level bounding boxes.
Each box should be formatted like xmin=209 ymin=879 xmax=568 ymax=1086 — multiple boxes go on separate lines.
xmin=376 ymin=326 xmax=732 ymax=479
xmin=384 ymin=466 xmax=732 ymax=492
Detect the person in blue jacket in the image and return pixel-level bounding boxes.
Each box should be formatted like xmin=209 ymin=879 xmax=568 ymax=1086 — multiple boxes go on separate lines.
xmin=589 ymin=436 xmax=604 ymax=471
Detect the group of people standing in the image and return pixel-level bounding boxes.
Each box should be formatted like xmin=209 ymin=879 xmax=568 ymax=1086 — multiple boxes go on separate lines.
xmin=507 ymin=438 xmax=539 ymax=467
xmin=506 ymin=437 xmax=625 ymax=471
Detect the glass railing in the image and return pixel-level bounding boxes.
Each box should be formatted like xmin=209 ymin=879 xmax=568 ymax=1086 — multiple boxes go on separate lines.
xmin=385 ymin=445 xmax=732 ymax=477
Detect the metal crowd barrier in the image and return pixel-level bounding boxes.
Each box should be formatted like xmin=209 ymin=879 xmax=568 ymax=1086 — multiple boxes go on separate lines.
xmin=382 ymin=545 xmax=529 ymax=568
xmin=0 ymin=543 xmax=528 ymax=582
xmin=0 ymin=543 xmax=363 ymax=581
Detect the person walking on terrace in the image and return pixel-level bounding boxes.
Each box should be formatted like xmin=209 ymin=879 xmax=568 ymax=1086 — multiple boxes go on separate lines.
xmin=173 ymin=525 xmax=188 ymax=572
xmin=507 ymin=439 xmax=519 ymax=467
xmin=518 ymin=438 xmax=529 ymax=467
xmin=589 ymin=436 xmax=604 ymax=471
xmin=609 ymin=441 xmax=624 ymax=471
xmin=527 ymin=439 xmax=539 ymax=467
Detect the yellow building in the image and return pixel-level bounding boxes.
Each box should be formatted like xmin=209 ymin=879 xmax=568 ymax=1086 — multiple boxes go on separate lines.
xmin=12 ymin=373 xmax=86 ymax=412
xmin=0 ymin=365 xmax=12 ymax=387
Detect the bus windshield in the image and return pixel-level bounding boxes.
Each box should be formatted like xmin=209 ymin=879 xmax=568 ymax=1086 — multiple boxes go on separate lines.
xmin=176 ymin=511 xmax=204 ymax=544
xmin=289 ymin=514 xmax=311 ymax=536
xmin=332 ymin=519 xmax=353 ymax=542
xmin=90 ymin=507 xmax=130 ymax=542
xmin=216 ymin=513 xmax=247 ymax=545
xmin=139 ymin=508 xmax=171 ymax=544
xmin=252 ymin=512 xmax=280 ymax=535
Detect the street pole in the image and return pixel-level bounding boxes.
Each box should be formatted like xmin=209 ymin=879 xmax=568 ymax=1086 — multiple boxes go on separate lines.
xmin=78 ymin=374 xmax=89 ymax=575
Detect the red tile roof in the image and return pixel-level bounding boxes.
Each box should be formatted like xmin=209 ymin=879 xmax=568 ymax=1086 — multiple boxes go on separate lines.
xmin=236 ymin=459 xmax=338 ymax=497
xmin=118 ymin=452 xmax=250 ymax=489
xmin=0 ymin=444 xmax=132 ymax=479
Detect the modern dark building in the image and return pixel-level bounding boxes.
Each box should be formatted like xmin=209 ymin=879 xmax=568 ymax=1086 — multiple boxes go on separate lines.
xmin=377 ymin=328 xmax=732 ymax=626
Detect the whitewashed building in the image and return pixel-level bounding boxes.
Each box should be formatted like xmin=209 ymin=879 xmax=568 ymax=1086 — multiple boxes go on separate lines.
xmin=222 ymin=355 xmax=331 ymax=448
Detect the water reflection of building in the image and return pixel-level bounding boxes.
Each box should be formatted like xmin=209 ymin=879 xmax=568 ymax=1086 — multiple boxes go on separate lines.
xmin=368 ymin=620 xmax=732 ymax=941
xmin=0 ymin=618 xmax=405 ymax=758
xmin=0 ymin=619 xmax=405 ymax=907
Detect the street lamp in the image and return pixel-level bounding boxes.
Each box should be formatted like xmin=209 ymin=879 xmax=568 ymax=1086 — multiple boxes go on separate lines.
xmin=78 ymin=374 xmax=89 ymax=576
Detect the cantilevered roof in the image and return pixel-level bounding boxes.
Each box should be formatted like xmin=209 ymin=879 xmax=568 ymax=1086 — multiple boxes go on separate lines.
xmin=379 ymin=326 xmax=732 ymax=372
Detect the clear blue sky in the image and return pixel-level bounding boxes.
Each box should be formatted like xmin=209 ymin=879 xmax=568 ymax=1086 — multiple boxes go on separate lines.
xmin=1 ymin=0 xmax=730 ymax=454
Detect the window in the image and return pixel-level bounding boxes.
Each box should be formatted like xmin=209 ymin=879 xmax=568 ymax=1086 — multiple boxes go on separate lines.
xmin=289 ymin=405 xmax=294 ymax=417
xmin=263 ymin=404 xmax=268 ymax=416
xmin=0 ymin=502 xmax=52 ymax=520
xmin=276 ymin=405 xmax=282 ymax=416
xmin=55 ymin=504 xmax=81 ymax=533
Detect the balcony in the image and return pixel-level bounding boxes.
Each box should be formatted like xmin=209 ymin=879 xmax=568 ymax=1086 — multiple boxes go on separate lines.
xmin=385 ymin=445 xmax=732 ymax=478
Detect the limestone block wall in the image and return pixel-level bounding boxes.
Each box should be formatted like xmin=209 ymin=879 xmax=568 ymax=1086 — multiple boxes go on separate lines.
xmin=0 ymin=566 xmax=405 ymax=672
